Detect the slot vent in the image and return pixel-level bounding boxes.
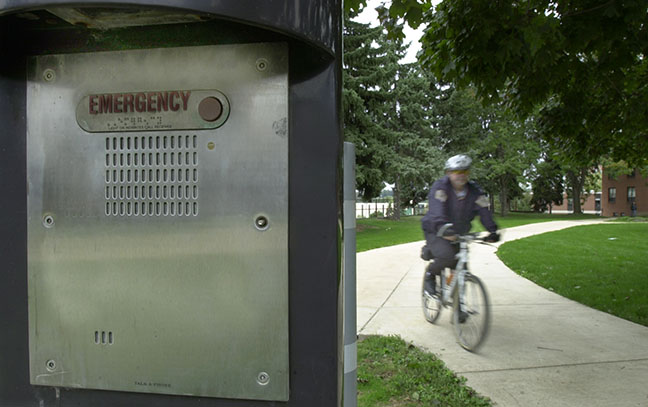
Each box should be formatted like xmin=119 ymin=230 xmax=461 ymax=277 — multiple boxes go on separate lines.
xmin=94 ymin=330 xmax=114 ymax=345
xmin=104 ymin=135 xmax=199 ymax=217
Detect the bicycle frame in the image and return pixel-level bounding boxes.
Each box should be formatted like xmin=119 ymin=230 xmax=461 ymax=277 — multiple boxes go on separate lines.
xmin=439 ymin=237 xmax=471 ymax=306
xmin=422 ymin=233 xmax=492 ymax=351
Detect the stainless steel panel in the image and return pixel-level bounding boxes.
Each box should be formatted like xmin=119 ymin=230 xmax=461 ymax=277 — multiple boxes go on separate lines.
xmin=27 ymin=44 xmax=289 ymax=401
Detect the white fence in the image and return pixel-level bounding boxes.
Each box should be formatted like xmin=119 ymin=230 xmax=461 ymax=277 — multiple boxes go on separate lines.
xmin=355 ymin=202 xmax=428 ymax=218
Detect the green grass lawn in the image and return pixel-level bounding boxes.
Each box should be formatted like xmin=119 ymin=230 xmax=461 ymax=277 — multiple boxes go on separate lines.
xmin=497 ymin=223 xmax=648 ymax=326
xmin=358 ymin=335 xmax=491 ymax=407
xmin=354 ymin=216 xmax=644 ymax=406
xmin=356 ymin=213 xmax=600 ymax=252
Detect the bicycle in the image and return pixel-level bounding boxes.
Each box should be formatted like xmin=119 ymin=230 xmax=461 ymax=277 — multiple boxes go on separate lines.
xmin=421 ymin=233 xmax=491 ymax=352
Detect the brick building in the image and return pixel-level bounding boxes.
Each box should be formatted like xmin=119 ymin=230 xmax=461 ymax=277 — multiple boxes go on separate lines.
xmin=602 ymin=168 xmax=647 ymax=217
xmin=551 ymin=193 xmax=600 ymax=214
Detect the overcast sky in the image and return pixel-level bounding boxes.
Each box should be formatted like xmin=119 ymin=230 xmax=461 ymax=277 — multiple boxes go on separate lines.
xmin=351 ymin=0 xmax=426 ymax=64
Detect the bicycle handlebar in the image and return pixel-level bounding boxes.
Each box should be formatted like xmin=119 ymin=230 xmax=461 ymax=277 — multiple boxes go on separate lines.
xmin=453 ymin=233 xmax=499 ymax=244
xmin=455 ymin=233 xmax=481 ymax=242
xmin=437 ymin=224 xmax=499 ymax=243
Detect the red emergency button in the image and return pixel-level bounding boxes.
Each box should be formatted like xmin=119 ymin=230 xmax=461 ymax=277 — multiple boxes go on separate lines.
xmin=198 ymin=97 xmax=223 ymax=122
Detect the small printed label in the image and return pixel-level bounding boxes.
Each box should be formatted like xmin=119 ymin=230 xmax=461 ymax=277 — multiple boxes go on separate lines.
xmin=135 ymin=380 xmax=172 ymax=388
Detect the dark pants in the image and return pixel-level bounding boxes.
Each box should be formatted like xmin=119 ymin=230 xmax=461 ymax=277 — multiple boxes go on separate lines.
xmin=424 ymin=235 xmax=459 ymax=279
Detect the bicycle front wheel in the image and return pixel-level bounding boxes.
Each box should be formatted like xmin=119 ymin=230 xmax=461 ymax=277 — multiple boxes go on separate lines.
xmin=453 ymin=273 xmax=490 ymax=352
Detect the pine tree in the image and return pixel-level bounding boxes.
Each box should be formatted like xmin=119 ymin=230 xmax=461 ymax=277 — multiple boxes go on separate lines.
xmin=386 ymin=63 xmax=444 ymax=219
xmin=344 ymin=18 xmax=444 ymax=218
xmin=343 ymin=19 xmax=398 ymax=201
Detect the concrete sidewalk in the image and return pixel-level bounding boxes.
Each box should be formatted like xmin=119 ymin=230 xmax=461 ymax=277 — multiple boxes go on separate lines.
xmin=357 ymin=220 xmax=648 ymax=406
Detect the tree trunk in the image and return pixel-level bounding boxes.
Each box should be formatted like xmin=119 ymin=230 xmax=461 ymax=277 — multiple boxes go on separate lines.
xmin=392 ymin=175 xmax=401 ymax=220
xmin=549 ymin=202 xmax=553 ymax=214
xmin=566 ymin=169 xmax=584 ymax=214
xmin=572 ymin=189 xmax=582 ymax=214
xmin=499 ymin=176 xmax=508 ymax=217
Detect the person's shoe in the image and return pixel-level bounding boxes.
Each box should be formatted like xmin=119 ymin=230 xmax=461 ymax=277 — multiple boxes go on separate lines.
xmin=424 ymin=277 xmax=436 ymax=296
xmin=458 ymin=309 xmax=469 ymax=323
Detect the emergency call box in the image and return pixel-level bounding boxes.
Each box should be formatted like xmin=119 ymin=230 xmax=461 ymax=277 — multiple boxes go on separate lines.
xmin=26 ymin=43 xmax=289 ymax=401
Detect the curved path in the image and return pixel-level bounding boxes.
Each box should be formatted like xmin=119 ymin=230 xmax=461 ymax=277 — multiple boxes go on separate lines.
xmin=357 ymin=220 xmax=648 ymax=406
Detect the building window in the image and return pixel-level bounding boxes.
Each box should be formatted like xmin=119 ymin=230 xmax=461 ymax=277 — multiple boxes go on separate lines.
xmin=628 ymin=187 xmax=636 ymax=202
xmin=608 ymin=187 xmax=616 ymax=203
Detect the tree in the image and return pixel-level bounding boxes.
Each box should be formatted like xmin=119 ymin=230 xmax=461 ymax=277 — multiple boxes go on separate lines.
xmin=343 ymin=19 xmax=400 ymax=200
xmin=550 ymin=152 xmax=599 ymax=215
xmin=435 ymin=86 xmax=541 ymax=215
xmin=601 ymin=159 xmax=648 ymax=180
xmin=386 ymin=63 xmax=445 ymax=217
xmin=347 ymin=0 xmax=648 ymax=167
xmin=434 ymin=84 xmax=484 ymax=154
xmin=344 ymin=17 xmax=444 ymax=218
xmin=474 ymin=111 xmax=540 ymax=216
xmin=530 ymin=157 xmax=564 ymax=213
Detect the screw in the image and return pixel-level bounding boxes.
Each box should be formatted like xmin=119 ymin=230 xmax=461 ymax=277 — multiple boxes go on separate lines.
xmin=43 ymin=214 xmax=54 ymax=228
xmin=256 ymin=58 xmax=268 ymax=72
xmin=255 ymin=216 xmax=269 ymax=230
xmin=43 ymin=69 xmax=56 ymax=82
xmin=46 ymin=360 xmax=56 ymax=371
xmin=257 ymin=372 xmax=270 ymax=385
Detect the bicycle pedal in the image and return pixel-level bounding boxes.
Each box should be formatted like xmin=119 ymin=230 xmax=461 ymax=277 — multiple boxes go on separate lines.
xmin=423 ymin=291 xmax=438 ymax=300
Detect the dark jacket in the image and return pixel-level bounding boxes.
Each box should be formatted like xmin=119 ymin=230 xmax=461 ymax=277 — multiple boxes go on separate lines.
xmin=421 ymin=176 xmax=497 ymax=236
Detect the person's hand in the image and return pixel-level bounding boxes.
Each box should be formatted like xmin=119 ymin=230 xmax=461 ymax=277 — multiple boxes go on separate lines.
xmin=443 ymin=234 xmax=458 ymax=242
xmin=484 ymin=232 xmax=500 ymax=243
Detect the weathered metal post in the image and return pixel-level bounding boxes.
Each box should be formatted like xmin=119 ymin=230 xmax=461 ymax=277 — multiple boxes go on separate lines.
xmin=343 ymin=142 xmax=357 ymax=407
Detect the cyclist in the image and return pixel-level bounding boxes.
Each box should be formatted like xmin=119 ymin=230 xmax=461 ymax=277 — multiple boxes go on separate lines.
xmin=421 ymin=154 xmax=500 ymax=296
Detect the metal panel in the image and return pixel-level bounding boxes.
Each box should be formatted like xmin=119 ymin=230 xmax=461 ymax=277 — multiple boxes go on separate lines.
xmin=27 ymin=43 xmax=289 ymax=401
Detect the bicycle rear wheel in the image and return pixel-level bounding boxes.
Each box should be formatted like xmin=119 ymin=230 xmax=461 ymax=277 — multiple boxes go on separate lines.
xmin=421 ymin=275 xmax=441 ymax=324
xmin=453 ymin=273 xmax=490 ymax=352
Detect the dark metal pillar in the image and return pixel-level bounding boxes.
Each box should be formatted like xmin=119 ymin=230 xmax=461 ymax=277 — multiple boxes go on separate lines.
xmin=0 ymin=2 xmax=343 ymax=406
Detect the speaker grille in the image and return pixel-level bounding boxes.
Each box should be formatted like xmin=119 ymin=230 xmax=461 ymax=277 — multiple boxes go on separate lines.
xmin=104 ymin=135 xmax=199 ymax=217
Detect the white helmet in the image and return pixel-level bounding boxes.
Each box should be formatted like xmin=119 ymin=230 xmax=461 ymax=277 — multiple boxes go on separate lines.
xmin=444 ymin=154 xmax=472 ymax=171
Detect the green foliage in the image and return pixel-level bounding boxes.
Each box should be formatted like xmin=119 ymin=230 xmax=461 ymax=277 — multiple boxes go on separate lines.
xmin=473 ymin=109 xmax=541 ymax=216
xmin=358 ymin=0 xmax=648 ymax=166
xmin=358 ymin=335 xmax=491 ymax=407
xmin=498 ymin=224 xmax=648 ymax=326
xmin=375 ymin=0 xmax=433 ymax=41
xmin=388 ymin=63 xmax=446 ymax=214
xmin=509 ymin=191 xmax=533 ymax=212
xmin=601 ymin=159 xmax=648 ymax=180
xmin=343 ymin=19 xmax=401 ymax=200
xmin=530 ymin=156 xmax=564 ymax=212
xmin=434 ymin=86 xmax=542 ymax=215
xmin=343 ymin=17 xmax=445 ymax=214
